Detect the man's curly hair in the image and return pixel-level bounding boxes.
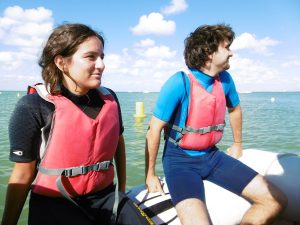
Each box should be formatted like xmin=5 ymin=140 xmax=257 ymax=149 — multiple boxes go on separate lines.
xmin=184 ymin=24 xmax=235 ymax=69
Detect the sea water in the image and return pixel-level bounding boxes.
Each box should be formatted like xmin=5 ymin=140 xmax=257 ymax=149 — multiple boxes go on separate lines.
xmin=0 ymin=91 xmax=299 ymax=224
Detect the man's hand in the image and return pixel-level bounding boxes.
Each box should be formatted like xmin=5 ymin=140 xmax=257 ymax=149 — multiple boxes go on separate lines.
xmin=226 ymin=142 xmax=243 ymax=159
xmin=146 ymin=175 xmax=165 ymax=195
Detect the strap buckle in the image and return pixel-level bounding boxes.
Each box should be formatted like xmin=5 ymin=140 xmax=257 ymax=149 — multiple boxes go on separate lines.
xmin=65 ymin=161 xmax=112 ymax=176
xmin=63 ymin=168 xmax=73 ymax=177
xmin=95 ymin=161 xmax=111 ymax=171
xmin=62 ymin=165 xmax=88 ymax=177
xmin=180 ymin=128 xmax=188 ymax=135
xmin=213 ymin=123 xmax=225 ymax=131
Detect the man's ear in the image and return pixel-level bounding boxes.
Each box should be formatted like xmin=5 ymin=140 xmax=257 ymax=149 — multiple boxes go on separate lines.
xmin=54 ymin=55 xmax=66 ymax=72
xmin=208 ymin=52 xmax=214 ymax=60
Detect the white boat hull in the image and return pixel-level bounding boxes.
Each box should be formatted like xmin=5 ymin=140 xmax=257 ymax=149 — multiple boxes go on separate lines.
xmin=127 ymin=149 xmax=300 ymax=225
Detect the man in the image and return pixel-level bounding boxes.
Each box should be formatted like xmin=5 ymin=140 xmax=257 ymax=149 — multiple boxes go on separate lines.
xmin=145 ymin=24 xmax=287 ymax=225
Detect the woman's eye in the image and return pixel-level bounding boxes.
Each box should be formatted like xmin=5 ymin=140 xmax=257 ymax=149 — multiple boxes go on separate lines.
xmin=87 ymin=55 xmax=96 ymax=60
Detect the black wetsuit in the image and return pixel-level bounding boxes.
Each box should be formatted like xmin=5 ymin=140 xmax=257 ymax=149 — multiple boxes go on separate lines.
xmin=9 ymin=85 xmax=153 ymax=225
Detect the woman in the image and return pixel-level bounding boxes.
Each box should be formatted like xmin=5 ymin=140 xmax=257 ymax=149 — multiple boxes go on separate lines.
xmin=1 ymin=23 xmax=153 ymax=225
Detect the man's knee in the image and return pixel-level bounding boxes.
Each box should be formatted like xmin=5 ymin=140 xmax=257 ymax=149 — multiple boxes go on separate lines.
xmin=266 ymin=178 xmax=288 ymax=213
xmin=243 ymin=175 xmax=288 ymax=212
xmin=175 ymin=198 xmax=212 ymax=225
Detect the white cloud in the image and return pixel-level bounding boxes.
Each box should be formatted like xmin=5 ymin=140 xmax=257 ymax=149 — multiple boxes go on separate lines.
xmin=231 ymin=33 xmax=279 ymax=55
xmin=229 ymin=54 xmax=282 ymax=92
xmin=230 ymin=54 xmax=278 ymax=82
xmin=161 ymin=0 xmax=188 ymax=15
xmin=142 ymin=45 xmax=177 ymax=59
xmin=3 ymin=5 xmax=52 ymax=22
xmin=133 ymin=39 xmax=177 ymax=59
xmin=0 ymin=51 xmax=13 ymax=62
xmin=281 ymin=59 xmax=300 ymax=67
xmin=133 ymin=59 xmax=148 ymax=68
xmin=0 ymin=51 xmax=36 ymax=68
xmin=0 ymin=6 xmax=53 ymax=90
xmin=134 ymin=38 xmax=156 ymax=48
xmin=0 ymin=6 xmax=53 ymax=48
xmin=102 ymin=42 xmax=184 ymax=91
xmin=104 ymin=54 xmax=124 ymax=71
xmin=0 ymin=50 xmax=41 ymax=91
xmin=130 ymin=12 xmax=176 ymax=36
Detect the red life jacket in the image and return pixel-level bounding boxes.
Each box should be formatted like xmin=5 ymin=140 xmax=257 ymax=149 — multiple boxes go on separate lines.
xmin=31 ymin=84 xmax=120 ymax=197
xmin=169 ymin=72 xmax=226 ymax=150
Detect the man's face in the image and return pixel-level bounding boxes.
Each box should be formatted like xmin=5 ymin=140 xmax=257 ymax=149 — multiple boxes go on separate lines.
xmin=211 ymin=40 xmax=233 ymax=72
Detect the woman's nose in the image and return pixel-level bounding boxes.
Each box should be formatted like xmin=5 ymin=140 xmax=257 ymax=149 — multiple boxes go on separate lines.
xmin=95 ymin=57 xmax=105 ymax=70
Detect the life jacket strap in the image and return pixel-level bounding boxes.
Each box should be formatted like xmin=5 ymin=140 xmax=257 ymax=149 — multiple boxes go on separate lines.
xmin=38 ymin=160 xmax=113 ymax=177
xmin=111 ymin=161 xmax=119 ymax=225
xmin=38 ymin=160 xmax=113 ymax=221
xmin=167 ymin=136 xmax=178 ymax=146
xmin=56 ymin=176 xmax=95 ymax=221
xmin=185 ymin=123 xmax=225 ymax=134
xmin=167 ymin=123 xmax=225 ymax=145
xmin=55 ymin=171 xmax=120 ymax=224
xmin=171 ymin=123 xmax=225 ymax=135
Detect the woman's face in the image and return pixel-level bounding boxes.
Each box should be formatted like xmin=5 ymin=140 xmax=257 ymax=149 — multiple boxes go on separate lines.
xmin=62 ymin=36 xmax=105 ymax=95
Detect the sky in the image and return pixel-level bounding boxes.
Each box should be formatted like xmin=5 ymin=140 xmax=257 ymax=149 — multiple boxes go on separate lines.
xmin=0 ymin=0 xmax=300 ymax=92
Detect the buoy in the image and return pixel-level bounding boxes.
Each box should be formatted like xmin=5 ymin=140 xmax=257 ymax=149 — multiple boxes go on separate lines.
xmin=134 ymin=101 xmax=146 ymax=119
xmin=271 ymin=97 xmax=275 ymax=102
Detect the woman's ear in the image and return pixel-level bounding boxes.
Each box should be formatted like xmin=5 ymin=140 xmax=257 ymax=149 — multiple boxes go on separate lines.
xmin=54 ymin=55 xmax=66 ymax=73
